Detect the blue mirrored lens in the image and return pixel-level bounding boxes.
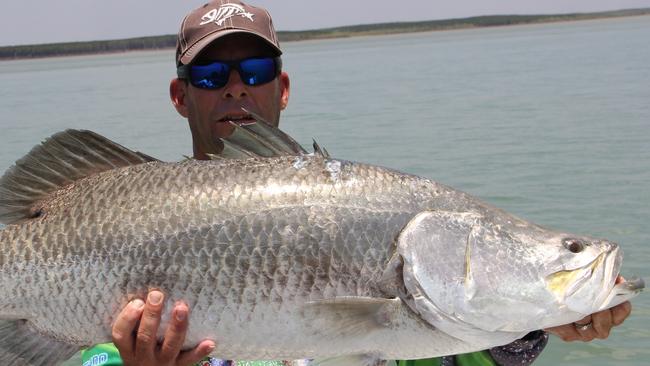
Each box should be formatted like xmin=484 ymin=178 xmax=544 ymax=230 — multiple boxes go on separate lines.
xmin=190 ymin=62 xmax=230 ymax=89
xmin=188 ymin=58 xmax=278 ymax=89
xmin=239 ymin=58 xmax=277 ymax=86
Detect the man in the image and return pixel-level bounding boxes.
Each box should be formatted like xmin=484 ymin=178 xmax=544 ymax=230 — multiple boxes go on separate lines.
xmin=82 ymin=1 xmax=632 ymax=365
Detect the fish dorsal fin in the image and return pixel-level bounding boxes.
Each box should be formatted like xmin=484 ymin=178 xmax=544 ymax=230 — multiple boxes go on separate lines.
xmin=312 ymin=139 xmax=330 ymax=158
xmin=209 ymin=109 xmax=309 ymax=159
xmin=192 ymin=109 xmax=328 ymax=160
xmin=0 ymin=129 xmax=158 ymax=224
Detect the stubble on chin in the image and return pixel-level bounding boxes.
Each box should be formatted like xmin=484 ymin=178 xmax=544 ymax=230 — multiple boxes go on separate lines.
xmin=198 ymin=121 xmax=236 ymax=156
xmin=212 ymin=121 xmax=236 ymax=139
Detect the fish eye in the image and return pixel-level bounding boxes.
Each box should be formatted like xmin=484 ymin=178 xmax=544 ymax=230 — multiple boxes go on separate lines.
xmin=563 ymin=238 xmax=586 ymax=253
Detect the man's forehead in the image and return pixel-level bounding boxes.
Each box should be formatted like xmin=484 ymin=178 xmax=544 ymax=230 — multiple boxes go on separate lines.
xmin=196 ymin=33 xmax=278 ymax=62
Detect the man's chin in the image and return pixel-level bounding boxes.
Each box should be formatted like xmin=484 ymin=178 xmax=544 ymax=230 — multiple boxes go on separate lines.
xmin=212 ymin=121 xmax=236 ymax=139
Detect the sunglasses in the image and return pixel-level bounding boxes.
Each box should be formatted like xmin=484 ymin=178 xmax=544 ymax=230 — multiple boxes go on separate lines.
xmin=177 ymin=57 xmax=282 ymax=90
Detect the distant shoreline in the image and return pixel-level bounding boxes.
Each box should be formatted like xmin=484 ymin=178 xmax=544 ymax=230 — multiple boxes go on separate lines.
xmin=1 ymin=8 xmax=649 ymax=61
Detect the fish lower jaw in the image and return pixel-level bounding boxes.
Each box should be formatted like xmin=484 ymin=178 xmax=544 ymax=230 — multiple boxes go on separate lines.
xmin=596 ymin=276 xmax=645 ymax=311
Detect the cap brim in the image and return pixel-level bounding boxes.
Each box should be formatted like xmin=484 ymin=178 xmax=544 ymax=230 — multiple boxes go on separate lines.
xmin=179 ymin=29 xmax=282 ymax=65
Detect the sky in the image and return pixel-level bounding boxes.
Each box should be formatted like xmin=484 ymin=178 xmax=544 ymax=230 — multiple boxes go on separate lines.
xmin=2 ymin=0 xmax=650 ymax=46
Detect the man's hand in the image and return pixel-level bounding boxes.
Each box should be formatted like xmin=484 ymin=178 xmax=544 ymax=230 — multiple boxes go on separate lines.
xmin=112 ymin=290 xmax=216 ymax=366
xmin=545 ymin=276 xmax=632 ymax=342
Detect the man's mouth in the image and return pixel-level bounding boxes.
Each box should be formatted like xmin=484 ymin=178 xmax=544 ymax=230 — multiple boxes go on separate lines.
xmin=218 ymin=114 xmax=256 ymax=126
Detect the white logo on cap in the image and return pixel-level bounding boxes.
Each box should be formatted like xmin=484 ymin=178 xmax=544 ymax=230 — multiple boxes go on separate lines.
xmin=200 ymin=4 xmax=254 ymax=26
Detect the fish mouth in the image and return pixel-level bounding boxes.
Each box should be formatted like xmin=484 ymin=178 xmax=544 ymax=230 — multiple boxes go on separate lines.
xmin=597 ymin=276 xmax=645 ymax=311
xmin=545 ymin=246 xmax=620 ymax=302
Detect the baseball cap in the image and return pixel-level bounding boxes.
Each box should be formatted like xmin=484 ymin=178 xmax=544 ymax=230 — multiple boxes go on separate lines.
xmin=176 ymin=0 xmax=282 ymax=66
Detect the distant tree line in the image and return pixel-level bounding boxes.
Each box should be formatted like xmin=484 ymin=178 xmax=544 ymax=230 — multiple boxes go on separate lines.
xmin=277 ymin=9 xmax=650 ymax=41
xmin=1 ymin=9 xmax=649 ymax=60
xmin=0 ymin=35 xmax=176 ymax=60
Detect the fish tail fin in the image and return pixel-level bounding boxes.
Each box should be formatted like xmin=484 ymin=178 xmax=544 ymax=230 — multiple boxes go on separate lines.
xmin=0 ymin=129 xmax=158 ymax=225
xmin=0 ymin=320 xmax=81 ymax=365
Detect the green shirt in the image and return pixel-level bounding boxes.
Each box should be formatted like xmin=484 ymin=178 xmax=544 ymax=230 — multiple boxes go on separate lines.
xmin=81 ymin=343 xmax=497 ymax=366
xmin=81 ymin=343 xmax=281 ymax=366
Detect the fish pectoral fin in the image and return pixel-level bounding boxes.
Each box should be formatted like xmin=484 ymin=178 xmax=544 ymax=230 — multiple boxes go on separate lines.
xmin=0 ymin=129 xmax=158 ymax=225
xmin=309 ymin=355 xmax=392 ymax=366
xmin=0 ymin=319 xmax=81 ymax=365
xmin=303 ymin=297 xmax=403 ymax=336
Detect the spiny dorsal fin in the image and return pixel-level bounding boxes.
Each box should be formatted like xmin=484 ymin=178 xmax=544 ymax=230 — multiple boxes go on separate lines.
xmin=243 ymin=108 xmax=308 ymax=154
xmin=208 ymin=108 xmax=309 ymax=159
xmin=312 ymin=139 xmax=330 ymax=158
xmin=0 ymin=129 xmax=158 ymax=225
xmin=188 ymin=109 xmax=326 ymax=160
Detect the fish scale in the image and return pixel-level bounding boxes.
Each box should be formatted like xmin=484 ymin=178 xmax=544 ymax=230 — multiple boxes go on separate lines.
xmin=70 ymin=165 xmax=403 ymax=326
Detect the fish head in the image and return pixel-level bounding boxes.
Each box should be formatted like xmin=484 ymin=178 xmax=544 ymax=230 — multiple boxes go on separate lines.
xmin=541 ymin=235 xmax=620 ymax=321
xmin=395 ymin=210 xmax=640 ymax=343
xmin=536 ymin=232 xmax=643 ymax=326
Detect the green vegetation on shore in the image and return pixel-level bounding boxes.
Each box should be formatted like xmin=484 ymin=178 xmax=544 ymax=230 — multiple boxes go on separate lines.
xmin=1 ymin=8 xmax=648 ymax=61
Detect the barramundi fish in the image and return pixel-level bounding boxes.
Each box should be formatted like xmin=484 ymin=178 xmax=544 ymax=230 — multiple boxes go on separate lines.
xmin=0 ymin=120 xmax=644 ymax=366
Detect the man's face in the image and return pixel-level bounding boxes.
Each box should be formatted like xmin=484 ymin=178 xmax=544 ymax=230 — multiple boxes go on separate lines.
xmin=171 ymin=33 xmax=290 ymax=159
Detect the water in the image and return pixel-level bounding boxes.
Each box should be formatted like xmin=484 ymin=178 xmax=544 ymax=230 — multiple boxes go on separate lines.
xmin=1 ymin=16 xmax=649 ymax=366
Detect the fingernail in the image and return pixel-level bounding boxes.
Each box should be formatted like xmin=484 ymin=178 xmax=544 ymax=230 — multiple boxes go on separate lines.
xmin=131 ymin=299 xmax=145 ymax=309
xmin=175 ymin=308 xmax=187 ymax=321
xmin=207 ymin=342 xmax=216 ymax=352
xmin=148 ymin=291 xmax=163 ymax=305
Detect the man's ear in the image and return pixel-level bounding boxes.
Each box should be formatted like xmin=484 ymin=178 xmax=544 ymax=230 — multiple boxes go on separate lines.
xmin=170 ymin=78 xmax=189 ymax=118
xmin=279 ymin=72 xmax=290 ymax=110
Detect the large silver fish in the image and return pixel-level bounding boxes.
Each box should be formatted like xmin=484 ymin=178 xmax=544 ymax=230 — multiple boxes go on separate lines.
xmin=0 ymin=122 xmax=643 ymax=366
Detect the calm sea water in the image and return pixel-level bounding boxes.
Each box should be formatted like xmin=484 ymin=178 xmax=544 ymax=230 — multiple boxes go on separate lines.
xmin=1 ymin=16 xmax=649 ymax=366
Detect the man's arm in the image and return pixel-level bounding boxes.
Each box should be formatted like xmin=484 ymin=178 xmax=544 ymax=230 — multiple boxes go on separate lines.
xmin=111 ymin=290 xmax=215 ymax=366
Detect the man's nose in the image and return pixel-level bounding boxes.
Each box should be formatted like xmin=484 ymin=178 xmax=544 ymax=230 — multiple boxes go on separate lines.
xmin=221 ymin=70 xmax=248 ymax=99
